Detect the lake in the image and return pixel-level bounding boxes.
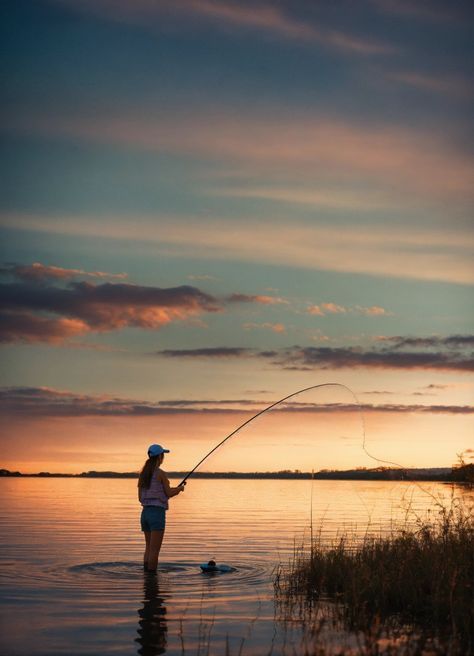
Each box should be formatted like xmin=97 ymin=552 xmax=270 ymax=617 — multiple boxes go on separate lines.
xmin=0 ymin=477 xmax=470 ymax=655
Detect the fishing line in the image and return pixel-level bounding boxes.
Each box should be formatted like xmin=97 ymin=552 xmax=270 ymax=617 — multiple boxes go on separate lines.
xmin=179 ymin=382 xmax=442 ymax=505
xmin=181 ymin=382 xmax=391 ymax=485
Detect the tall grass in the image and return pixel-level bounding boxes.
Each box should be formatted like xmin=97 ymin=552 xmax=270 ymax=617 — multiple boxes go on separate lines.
xmin=275 ymin=498 xmax=474 ymax=653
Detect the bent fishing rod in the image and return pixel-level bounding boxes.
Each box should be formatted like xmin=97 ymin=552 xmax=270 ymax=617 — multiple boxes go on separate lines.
xmin=179 ymin=382 xmax=405 ymax=487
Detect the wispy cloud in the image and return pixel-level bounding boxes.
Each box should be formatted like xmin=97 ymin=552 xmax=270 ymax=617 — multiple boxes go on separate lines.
xmin=377 ymin=335 xmax=474 ymax=348
xmin=1 ymin=386 xmax=472 ymax=417
xmin=158 ymin=347 xmax=255 ymax=358
xmin=213 ymin=185 xmax=399 ymax=211
xmin=187 ymin=274 xmax=217 ymax=281
xmin=52 ymin=0 xmax=395 ymax=55
xmin=228 ymin=293 xmax=287 ymax=305
xmin=184 ymin=0 xmax=396 ymax=54
xmin=157 ymin=337 xmax=474 ymax=372
xmin=0 ymin=262 xmax=127 ymax=282
xmin=370 ymin=0 xmax=465 ymax=24
xmin=243 ymin=322 xmax=286 ymax=334
xmin=386 ymin=71 xmax=472 ymax=98
xmin=307 ymin=303 xmax=392 ymax=317
xmin=4 ymin=217 xmax=473 ymax=285
xmin=6 ymin=110 xmax=473 ymax=206
xmin=275 ymin=346 xmax=474 ymax=372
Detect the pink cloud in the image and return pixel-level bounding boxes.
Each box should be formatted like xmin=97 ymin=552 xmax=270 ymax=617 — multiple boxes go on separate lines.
xmin=307 ymin=305 xmax=325 ymax=316
xmin=0 ymin=311 xmax=89 ymax=344
xmin=307 ymin=303 xmax=392 ymax=317
xmin=356 ymin=305 xmax=393 ymax=316
xmin=1 ymin=262 xmax=127 ymax=282
xmin=243 ymin=322 xmax=286 ymax=334
xmin=321 ymin=302 xmax=347 ymax=314
xmin=228 ymin=293 xmax=287 ymax=305
xmin=4 ymin=218 xmax=471 ymax=285
xmin=53 ymin=0 xmax=395 ymax=55
xmin=2 ymin=386 xmax=472 ymax=417
xmin=10 ymin=110 xmax=473 ymax=205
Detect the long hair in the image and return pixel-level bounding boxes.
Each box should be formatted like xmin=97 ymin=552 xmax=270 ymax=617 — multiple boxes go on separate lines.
xmin=138 ymin=454 xmax=163 ymax=488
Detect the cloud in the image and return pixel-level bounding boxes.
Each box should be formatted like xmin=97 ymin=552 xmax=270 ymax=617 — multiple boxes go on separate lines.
xmin=156 ymin=339 xmax=474 ymax=372
xmin=7 ymin=110 xmax=474 ymax=208
xmin=243 ymin=322 xmax=286 ymax=334
xmin=424 ymin=384 xmax=449 ymax=390
xmin=307 ymin=303 xmax=392 ymax=317
xmin=276 ymin=346 xmax=474 ymax=372
xmin=0 ymin=262 xmax=127 ymax=282
xmin=320 ymin=302 xmax=347 ymax=314
xmin=187 ymin=0 xmax=395 ymax=54
xmin=159 ymin=346 xmax=254 ymax=358
xmin=213 ymin=185 xmax=399 ymax=211
xmin=370 ymin=0 xmax=464 ymax=24
xmin=358 ymin=306 xmax=392 ymax=316
xmin=307 ymin=305 xmax=325 ymax=317
xmin=6 ymin=215 xmax=472 ymax=285
xmin=52 ymin=0 xmax=395 ymax=55
xmin=1 ymin=386 xmax=472 ymax=417
xmin=379 ymin=335 xmax=474 ymax=349
xmin=0 ymin=311 xmax=89 ymax=344
xmin=0 ymin=279 xmax=221 ymax=344
xmin=228 ymin=293 xmax=287 ymax=305
xmin=386 ymin=71 xmax=472 ymax=99
xmin=187 ymin=274 xmax=217 ymax=281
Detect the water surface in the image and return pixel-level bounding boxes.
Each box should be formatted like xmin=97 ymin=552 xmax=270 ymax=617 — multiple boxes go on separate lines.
xmin=0 ymin=478 xmax=468 ymax=655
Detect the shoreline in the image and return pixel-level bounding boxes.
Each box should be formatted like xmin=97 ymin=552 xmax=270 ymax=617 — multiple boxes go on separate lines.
xmin=0 ymin=467 xmax=460 ymax=482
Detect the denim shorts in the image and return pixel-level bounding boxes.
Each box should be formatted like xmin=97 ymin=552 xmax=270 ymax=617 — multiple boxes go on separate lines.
xmin=140 ymin=505 xmax=166 ymax=531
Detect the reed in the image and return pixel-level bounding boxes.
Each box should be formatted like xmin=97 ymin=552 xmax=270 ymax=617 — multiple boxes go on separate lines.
xmin=275 ymin=497 xmax=474 ymax=653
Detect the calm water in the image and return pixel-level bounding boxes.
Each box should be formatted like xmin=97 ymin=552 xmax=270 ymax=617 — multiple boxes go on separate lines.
xmin=0 ymin=478 xmax=470 ymax=655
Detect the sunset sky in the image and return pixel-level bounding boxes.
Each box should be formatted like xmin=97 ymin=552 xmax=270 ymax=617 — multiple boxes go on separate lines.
xmin=1 ymin=0 xmax=473 ymax=474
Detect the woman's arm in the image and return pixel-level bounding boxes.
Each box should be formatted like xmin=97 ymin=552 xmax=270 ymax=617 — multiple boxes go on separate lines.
xmin=159 ymin=470 xmax=185 ymax=497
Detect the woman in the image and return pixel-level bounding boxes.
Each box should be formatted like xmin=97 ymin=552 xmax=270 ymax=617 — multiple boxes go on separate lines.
xmin=138 ymin=443 xmax=185 ymax=573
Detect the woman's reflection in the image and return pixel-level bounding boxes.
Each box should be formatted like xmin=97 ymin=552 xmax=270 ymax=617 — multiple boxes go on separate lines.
xmin=135 ymin=572 xmax=168 ymax=655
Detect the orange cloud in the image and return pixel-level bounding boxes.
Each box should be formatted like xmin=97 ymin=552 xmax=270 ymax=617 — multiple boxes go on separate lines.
xmin=243 ymin=322 xmax=286 ymax=334
xmin=2 ymin=389 xmax=472 ymax=473
xmin=307 ymin=305 xmax=325 ymax=316
xmin=0 ymin=312 xmax=89 ymax=344
xmin=358 ymin=305 xmax=392 ymax=316
xmin=0 ymin=278 xmax=221 ymax=343
xmin=321 ymin=302 xmax=347 ymax=314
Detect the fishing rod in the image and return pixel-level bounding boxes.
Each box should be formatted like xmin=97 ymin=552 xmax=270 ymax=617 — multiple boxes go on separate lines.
xmin=179 ymin=382 xmax=403 ymax=487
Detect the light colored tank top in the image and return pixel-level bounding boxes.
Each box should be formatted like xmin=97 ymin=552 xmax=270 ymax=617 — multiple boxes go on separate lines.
xmin=139 ymin=468 xmax=169 ymax=509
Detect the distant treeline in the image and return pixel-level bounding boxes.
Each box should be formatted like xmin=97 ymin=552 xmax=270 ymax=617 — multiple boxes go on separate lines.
xmin=1 ymin=465 xmax=473 ymax=482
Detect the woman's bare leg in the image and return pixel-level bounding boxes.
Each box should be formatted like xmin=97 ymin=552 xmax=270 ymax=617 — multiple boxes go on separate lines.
xmin=143 ymin=531 xmax=151 ymax=569
xmin=147 ymin=530 xmax=165 ymax=572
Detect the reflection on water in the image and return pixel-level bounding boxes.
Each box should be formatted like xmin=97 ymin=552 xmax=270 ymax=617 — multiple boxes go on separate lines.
xmin=0 ymin=478 xmax=471 ymax=655
xmin=136 ymin=574 xmax=168 ymax=656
